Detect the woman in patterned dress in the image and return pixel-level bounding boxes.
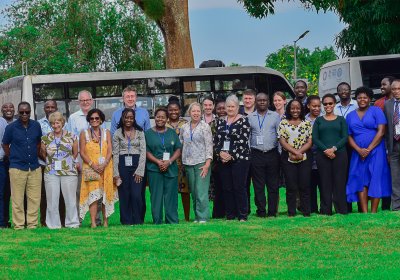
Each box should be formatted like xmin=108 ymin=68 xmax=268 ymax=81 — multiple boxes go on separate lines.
xmin=278 ymin=100 xmax=313 ymax=217
xmin=166 ymin=97 xmax=190 ymax=221
xmin=79 ymin=109 xmax=118 ymax=228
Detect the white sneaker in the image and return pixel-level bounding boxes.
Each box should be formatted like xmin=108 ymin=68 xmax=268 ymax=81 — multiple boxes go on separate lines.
xmin=193 ymin=220 xmax=198 ymax=223
xmin=199 ymin=220 xmax=207 ymax=224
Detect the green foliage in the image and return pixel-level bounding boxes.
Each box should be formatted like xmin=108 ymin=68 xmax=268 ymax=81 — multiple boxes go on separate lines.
xmin=229 ymin=62 xmax=242 ymax=67
xmin=265 ymin=45 xmax=337 ymax=95
xmin=0 ymin=0 xmax=165 ymax=82
xmin=239 ymin=0 xmax=400 ymax=57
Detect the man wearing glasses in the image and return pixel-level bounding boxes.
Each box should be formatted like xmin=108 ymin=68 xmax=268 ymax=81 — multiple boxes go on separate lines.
xmin=2 ymin=102 xmax=42 ymax=229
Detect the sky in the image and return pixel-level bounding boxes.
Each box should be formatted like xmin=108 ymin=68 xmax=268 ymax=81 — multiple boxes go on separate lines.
xmin=0 ymin=0 xmax=345 ymax=67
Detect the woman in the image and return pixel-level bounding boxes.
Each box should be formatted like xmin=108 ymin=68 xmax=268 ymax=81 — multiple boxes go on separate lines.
xmin=113 ymin=108 xmax=146 ymax=225
xmin=313 ymin=94 xmax=348 ymax=215
xmin=346 ymin=87 xmax=391 ymax=213
xmin=278 ymin=100 xmax=312 ymax=217
xmin=166 ymin=97 xmax=190 ymax=221
xmin=145 ymin=108 xmax=182 ymax=224
xmin=202 ymin=96 xmax=215 ymax=124
xmin=273 ymin=91 xmax=287 ymax=118
xmin=180 ymin=103 xmax=213 ymax=223
xmin=210 ymin=99 xmax=226 ymax=218
xmin=79 ymin=109 xmax=117 ymax=228
xmin=214 ymin=95 xmax=250 ymax=221
xmin=41 ymin=112 xmax=79 ymax=229
xmin=305 ymin=96 xmax=322 ymax=214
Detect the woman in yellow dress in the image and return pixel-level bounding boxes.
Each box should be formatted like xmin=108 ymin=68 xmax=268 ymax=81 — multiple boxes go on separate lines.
xmin=166 ymin=96 xmax=190 ymax=221
xmin=79 ymin=109 xmax=118 ymax=228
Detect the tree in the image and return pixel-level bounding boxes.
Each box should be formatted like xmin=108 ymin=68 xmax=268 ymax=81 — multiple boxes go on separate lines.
xmin=265 ymin=45 xmax=337 ymax=95
xmin=0 ymin=0 xmax=165 ymax=82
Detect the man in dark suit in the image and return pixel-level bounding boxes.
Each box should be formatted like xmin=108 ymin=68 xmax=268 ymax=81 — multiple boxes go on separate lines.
xmin=384 ymin=79 xmax=400 ymax=211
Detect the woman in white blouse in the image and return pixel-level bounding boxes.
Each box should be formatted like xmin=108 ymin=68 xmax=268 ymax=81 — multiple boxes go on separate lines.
xmin=180 ymin=103 xmax=213 ymax=223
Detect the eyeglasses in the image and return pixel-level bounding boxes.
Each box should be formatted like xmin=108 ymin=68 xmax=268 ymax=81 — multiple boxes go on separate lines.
xmin=19 ymin=111 xmax=31 ymax=115
xmin=89 ymin=117 xmax=100 ymax=121
xmin=79 ymin=99 xmax=92 ymax=103
xmin=323 ymin=102 xmax=334 ymax=106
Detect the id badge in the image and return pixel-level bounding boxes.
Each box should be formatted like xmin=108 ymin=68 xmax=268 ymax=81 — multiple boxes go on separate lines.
xmin=256 ymin=135 xmax=264 ymax=145
xmin=184 ymin=137 xmax=192 ymax=143
xmin=223 ymin=141 xmax=230 ymax=151
xmin=98 ymin=157 xmax=105 ymax=164
xmin=54 ymin=161 xmax=62 ymax=171
xmin=396 ymin=124 xmax=400 ymax=135
xmin=163 ymin=152 xmax=170 ymax=161
xmin=125 ymin=156 xmax=133 ymax=166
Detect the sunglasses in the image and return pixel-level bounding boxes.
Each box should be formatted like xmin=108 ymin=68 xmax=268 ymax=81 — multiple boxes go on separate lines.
xmin=323 ymin=102 xmax=334 ymax=106
xmin=19 ymin=111 xmax=31 ymax=115
xmin=89 ymin=117 xmax=100 ymax=121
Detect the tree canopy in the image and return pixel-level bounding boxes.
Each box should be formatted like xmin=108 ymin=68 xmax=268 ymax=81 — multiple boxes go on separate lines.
xmin=265 ymin=45 xmax=337 ymax=95
xmin=0 ymin=0 xmax=165 ymax=82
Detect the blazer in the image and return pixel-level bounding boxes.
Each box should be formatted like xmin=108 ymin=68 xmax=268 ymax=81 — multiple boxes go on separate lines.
xmin=384 ymin=98 xmax=395 ymax=154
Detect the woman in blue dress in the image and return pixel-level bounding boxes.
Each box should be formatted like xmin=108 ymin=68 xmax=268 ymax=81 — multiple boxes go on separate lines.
xmin=346 ymin=86 xmax=391 ymax=213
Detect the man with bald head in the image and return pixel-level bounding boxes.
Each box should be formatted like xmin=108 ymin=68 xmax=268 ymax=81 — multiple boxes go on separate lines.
xmin=247 ymin=92 xmax=281 ymax=217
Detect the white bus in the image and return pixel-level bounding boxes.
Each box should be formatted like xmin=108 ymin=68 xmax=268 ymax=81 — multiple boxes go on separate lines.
xmin=318 ymin=54 xmax=400 ymax=98
xmin=0 ymin=66 xmax=294 ymax=127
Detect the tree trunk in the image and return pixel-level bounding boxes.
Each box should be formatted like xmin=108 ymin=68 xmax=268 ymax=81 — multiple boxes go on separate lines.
xmin=133 ymin=0 xmax=195 ymax=69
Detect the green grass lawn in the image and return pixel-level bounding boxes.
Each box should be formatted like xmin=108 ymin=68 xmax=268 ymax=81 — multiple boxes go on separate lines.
xmin=1 ymin=188 xmax=400 ymax=279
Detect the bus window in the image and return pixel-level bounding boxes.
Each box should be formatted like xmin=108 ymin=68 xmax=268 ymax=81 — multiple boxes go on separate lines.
xmin=124 ymin=79 xmax=147 ymax=95
xmin=95 ymin=81 xmax=123 ymax=97
xmin=33 ymin=83 xmax=65 ymax=100
xmin=96 ymin=97 xmax=122 ymax=130
xmin=214 ymin=75 xmax=254 ymax=92
xmin=360 ymin=58 xmax=400 ymax=89
xmin=183 ymin=78 xmax=211 ymax=92
xmin=137 ymin=96 xmax=154 ymax=117
xmin=148 ymin=78 xmax=179 ymax=94
xmin=68 ymin=84 xmax=93 ymax=99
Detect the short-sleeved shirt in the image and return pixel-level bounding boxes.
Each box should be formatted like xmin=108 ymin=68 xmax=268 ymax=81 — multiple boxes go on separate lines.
xmin=278 ymin=119 xmax=312 ymax=150
xmin=2 ymin=119 xmax=42 ymax=170
xmin=248 ymin=110 xmax=280 ymax=152
xmin=145 ymin=128 xmax=181 ymax=177
xmin=65 ymin=109 xmax=89 ymax=137
xmin=42 ymin=131 xmax=78 ymax=176
xmin=334 ymin=99 xmax=359 ymax=118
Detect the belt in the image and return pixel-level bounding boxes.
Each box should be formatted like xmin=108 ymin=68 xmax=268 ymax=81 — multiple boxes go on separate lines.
xmin=251 ymin=148 xmax=277 ymax=154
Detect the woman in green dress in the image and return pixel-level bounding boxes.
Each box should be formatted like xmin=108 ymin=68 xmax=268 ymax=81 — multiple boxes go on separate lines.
xmin=166 ymin=97 xmax=190 ymax=221
xmin=145 ymin=107 xmax=182 ymax=224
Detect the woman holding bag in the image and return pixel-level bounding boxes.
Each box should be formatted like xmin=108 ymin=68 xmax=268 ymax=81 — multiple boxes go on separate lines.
xmin=79 ymin=109 xmax=118 ymax=228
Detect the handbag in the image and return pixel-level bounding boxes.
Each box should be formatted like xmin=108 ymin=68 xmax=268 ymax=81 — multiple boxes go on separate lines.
xmin=83 ymin=167 xmax=100 ymax=182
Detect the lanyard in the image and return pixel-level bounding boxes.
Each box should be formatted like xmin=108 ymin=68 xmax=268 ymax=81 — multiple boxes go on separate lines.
xmin=257 ymin=112 xmax=267 ymax=130
xmin=126 ymin=129 xmax=133 ymax=156
xmin=190 ymin=121 xmax=199 ymax=141
xmin=54 ymin=130 xmax=62 ymax=158
xmin=225 ymin=115 xmax=237 ymax=133
xmin=157 ymin=129 xmax=166 ymax=151
xmin=339 ymin=105 xmax=352 ymax=118
xmin=91 ymin=128 xmax=102 ymax=155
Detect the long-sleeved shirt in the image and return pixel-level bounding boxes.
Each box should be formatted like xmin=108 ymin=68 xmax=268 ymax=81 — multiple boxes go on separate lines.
xmin=179 ymin=120 xmax=213 ymax=166
xmin=312 ymin=116 xmax=348 ymax=152
xmin=110 ymin=107 xmax=150 ymax=136
xmin=112 ymin=128 xmax=146 ymax=177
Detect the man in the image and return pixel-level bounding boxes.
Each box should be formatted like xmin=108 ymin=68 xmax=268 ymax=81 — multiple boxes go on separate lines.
xmin=110 ymin=86 xmax=150 ymax=135
xmin=110 ymin=86 xmax=150 ymax=222
xmin=238 ymin=89 xmax=256 ymax=214
xmin=2 ymin=102 xmax=42 ymax=229
xmin=247 ymin=92 xmax=281 ymax=217
xmin=294 ymin=80 xmax=308 ymax=107
xmin=384 ymin=79 xmax=400 ymax=211
xmin=0 ymin=116 xmax=8 ymax=228
xmin=65 ymin=90 xmax=95 ymax=223
xmin=38 ymin=100 xmax=66 ymax=226
xmin=239 ymin=89 xmax=256 ymax=116
xmin=1 ymin=102 xmax=16 ymax=227
xmin=334 ymin=82 xmax=358 ymax=118
xmin=375 ymin=76 xmax=395 ymax=111
xmin=2 ymin=103 xmax=16 ymax=124
xmin=374 ymin=77 xmax=395 ymax=210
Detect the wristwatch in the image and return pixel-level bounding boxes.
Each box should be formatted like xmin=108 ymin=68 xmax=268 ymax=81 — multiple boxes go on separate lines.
xmin=332 ymin=146 xmax=337 ymax=152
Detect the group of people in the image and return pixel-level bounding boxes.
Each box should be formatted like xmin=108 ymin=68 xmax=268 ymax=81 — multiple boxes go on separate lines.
xmin=1 ymin=76 xmax=400 ymax=230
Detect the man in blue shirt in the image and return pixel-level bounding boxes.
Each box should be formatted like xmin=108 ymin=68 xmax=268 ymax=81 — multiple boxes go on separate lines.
xmin=2 ymin=102 xmax=42 ymax=229
xmin=247 ymin=92 xmax=281 ymax=217
xmin=110 ymin=86 xmax=150 ymax=135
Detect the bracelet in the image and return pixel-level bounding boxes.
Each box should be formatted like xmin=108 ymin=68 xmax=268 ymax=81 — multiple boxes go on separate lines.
xmin=169 ymin=160 xmax=172 ymax=165
xmin=89 ymin=161 xmax=93 ymax=167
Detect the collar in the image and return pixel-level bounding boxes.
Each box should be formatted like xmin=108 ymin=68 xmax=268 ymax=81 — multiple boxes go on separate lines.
xmin=16 ymin=118 xmax=32 ymax=128
xmin=254 ymin=110 xmax=269 ymax=116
